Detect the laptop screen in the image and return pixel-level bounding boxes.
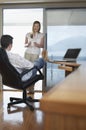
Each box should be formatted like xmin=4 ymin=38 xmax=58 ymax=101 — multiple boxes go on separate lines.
xmin=63 ymin=48 xmax=81 ymax=59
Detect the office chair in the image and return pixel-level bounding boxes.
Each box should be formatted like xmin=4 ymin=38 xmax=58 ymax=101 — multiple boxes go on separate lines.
xmin=0 ymin=48 xmax=44 ymax=111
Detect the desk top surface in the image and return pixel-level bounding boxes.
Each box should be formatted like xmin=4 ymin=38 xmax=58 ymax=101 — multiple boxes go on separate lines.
xmin=47 ymin=59 xmax=80 ymax=66
xmin=40 ymin=62 xmax=86 ymax=116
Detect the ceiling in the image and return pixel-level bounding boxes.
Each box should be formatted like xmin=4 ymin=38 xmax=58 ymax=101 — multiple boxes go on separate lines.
xmin=0 ymin=0 xmax=86 ymax=4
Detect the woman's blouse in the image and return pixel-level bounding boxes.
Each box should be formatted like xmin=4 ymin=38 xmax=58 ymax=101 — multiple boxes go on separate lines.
xmin=25 ymin=32 xmax=44 ymax=55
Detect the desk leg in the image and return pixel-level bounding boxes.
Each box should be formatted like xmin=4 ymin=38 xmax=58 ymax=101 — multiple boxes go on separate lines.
xmin=65 ymin=71 xmax=71 ymax=76
xmin=65 ymin=66 xmax=78 ymax=77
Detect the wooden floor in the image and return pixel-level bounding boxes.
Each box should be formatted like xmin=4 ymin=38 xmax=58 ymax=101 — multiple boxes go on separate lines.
xmin=0 ymin=90 xmax=45 ymax=130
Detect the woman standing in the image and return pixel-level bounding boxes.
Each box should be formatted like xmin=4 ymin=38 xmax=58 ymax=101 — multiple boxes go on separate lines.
xmin=24 ymin=21 xmax=44 ymax=62
xmin=24 ymin=21 xmax=45 ymax=93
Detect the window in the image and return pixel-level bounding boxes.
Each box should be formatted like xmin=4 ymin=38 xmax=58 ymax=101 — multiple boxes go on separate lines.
xmin=46 ymin=9 xmax=86 ymax=89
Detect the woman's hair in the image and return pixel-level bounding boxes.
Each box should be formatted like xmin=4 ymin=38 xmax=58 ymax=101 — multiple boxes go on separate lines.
xmin=0 ymin=35 xmax=13 ymax=49
xmin=32 ymin=21 xmax=41 ymax=33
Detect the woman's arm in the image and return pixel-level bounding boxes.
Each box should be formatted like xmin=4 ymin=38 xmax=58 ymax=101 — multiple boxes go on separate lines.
xmin=34 ymin=36 xmax=44 ymax=48
xmin=25 ymin=34 xmax=31 ymax=47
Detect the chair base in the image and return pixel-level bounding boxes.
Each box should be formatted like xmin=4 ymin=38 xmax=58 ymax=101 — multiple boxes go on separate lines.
xmin=7 ymin=90 xmax=39 ymax=111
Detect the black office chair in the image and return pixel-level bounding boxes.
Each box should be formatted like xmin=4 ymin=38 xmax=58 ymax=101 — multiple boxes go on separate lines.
xmin=0 ymin=48 xmax=44 ymax=111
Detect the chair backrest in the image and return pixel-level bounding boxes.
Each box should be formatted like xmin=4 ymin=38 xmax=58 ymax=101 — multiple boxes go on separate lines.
xmin=0 ymin=48 xmax=22 ymax=89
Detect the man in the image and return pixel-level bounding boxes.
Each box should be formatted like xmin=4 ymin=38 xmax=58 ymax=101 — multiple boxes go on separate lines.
xmin=0 ymin=34 xmax=47 ymax=82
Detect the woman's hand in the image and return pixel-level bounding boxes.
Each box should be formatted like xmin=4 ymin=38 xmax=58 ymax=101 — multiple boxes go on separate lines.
xmin=34 ymin=41 xmax=44 ymax=48
xmin=25 ymin=42 xmax=31 ymax=47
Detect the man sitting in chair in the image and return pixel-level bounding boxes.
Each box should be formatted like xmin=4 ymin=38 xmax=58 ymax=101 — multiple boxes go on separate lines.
xmin=0 ymin=34 xmax=47 ymax=86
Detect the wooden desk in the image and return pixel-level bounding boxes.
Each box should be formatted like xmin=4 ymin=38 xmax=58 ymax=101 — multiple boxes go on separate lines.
xmin=40 ymin=62 xmax=86 ymax=130
xmin=48 ymin=60 xmax=80 ymax=76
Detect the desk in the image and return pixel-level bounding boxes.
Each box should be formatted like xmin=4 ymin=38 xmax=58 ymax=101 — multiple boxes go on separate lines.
xmin=48 ymin=59 xmax=80 ymax=76
xmin=40 ymin=62 xmax=86 ymax=130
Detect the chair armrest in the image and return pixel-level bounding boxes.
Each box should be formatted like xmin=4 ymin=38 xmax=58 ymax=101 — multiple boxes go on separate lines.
xmin=20 ymin=66 xmax=43 ymax=77
xmin=20 ymin=67 xmax=35 ymax=77
xmin=34 ymin=66 xmax=43 ymax=76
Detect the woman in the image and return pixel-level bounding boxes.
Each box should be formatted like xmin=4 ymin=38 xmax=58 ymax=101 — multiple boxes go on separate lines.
xmin=24 ymin=21 xmax=45 ymax=93
xmin=24 ymin=21 xmax=44 ymax=62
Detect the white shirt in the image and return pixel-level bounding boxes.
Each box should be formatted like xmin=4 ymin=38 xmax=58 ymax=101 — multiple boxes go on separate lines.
xmin=6 ymin=50 xmax=34 ymax=81
xmin=25 ymin=32 xmax=44 ymax=55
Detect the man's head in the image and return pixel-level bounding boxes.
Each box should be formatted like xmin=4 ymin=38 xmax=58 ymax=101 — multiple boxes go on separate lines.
xmin=0 ymin=35 xmax=13 ymax=50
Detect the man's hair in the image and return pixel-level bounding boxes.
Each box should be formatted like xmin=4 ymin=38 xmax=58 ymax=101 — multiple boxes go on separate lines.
xmin=0 ymin=35 xmax=13 ymax=49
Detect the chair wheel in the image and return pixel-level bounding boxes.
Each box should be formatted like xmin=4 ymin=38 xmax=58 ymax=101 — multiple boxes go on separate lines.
xmin=7 ymin=104 xmax=10 ymax=109
xmin=10 ymin=99 xmax=13 ymax=102
xmin=29 ymin=96 xmax=32 ymax=99
xmin=27 ymin=96 xmax=33 ymax=101
xmin=10 ymin=98 xmax=13 ymax=102
xmin=30 ymin=106 xmax=34 ymax=111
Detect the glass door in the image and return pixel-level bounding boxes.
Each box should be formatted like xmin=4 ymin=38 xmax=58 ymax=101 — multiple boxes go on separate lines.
xmin=3 ymin=8 xmax=43 ymax=90
xmin=46 ymin=9 xmax=86 ymax=90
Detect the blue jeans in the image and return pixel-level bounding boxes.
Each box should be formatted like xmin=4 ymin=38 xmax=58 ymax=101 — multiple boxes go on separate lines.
xmin=22 ymin=58 xmax=45 ymax=81
xmin=33 ymin=58 xmax=45 ymax=74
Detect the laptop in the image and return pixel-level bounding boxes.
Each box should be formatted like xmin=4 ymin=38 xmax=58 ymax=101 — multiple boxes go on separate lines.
xmin=54 ymin=48 xmax=81 ymax=62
